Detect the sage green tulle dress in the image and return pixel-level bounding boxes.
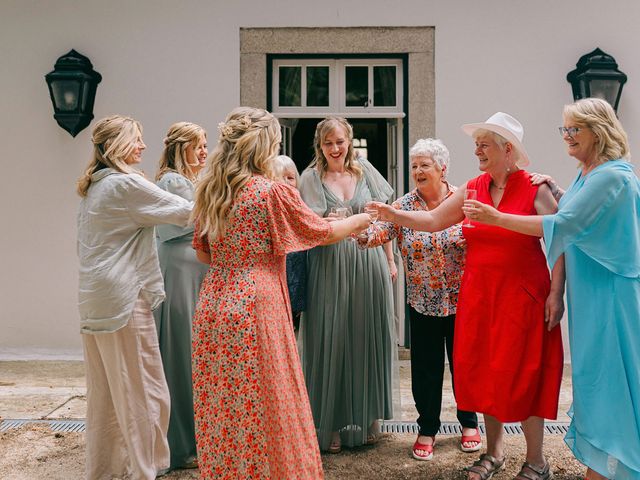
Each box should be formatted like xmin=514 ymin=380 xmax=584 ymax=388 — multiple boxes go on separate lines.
xmin=298 ymin=158 xmax=396 ymax=451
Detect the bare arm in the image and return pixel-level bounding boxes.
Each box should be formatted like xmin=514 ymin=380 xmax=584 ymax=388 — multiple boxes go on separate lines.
xmin=196 ymin=250 xmax=211 ymax=265
xmin=383 ymin=241 xmax=398 ymax=281
xmin=462 ymin=182 xmax=558 ymax=236
xmin=530 ymin=172 xmax=565 ymax=201
xmin=370 ymin=184 xmax=466 ymax=232
xmin=534 ymin=183 xmax=566 ymax=330
xmin=320 ymin=213 xmax=371 ymax=245
xmin=546 ymin=256 xmax=565 ymax=331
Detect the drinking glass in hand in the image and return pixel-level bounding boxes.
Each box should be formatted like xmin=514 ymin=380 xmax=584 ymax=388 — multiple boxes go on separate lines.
xmin=330 ymin=206 xmax=352 ymax=219
xmin=363 ymin=205 xmax=379 ymax=223
xmin=463 ymin=189 xmax=477 ymax=228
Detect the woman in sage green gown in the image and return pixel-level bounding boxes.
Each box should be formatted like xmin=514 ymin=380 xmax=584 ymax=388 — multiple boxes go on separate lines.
xmin=298 ymin=116 xmax=397 ymax=453
xmin=154 ymin=122 xmax=208 ymax=470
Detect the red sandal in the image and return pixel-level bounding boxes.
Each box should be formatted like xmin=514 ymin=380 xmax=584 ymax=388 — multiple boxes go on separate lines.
xmin=460 ymin=430 xmax=482 ymax=452
xmin=412 ymin=436 xmax=435 ymax=461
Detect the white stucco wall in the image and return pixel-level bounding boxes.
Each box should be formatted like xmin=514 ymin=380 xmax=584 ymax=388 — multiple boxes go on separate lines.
xmin=1 ymin=0 xmax=638 ymax=357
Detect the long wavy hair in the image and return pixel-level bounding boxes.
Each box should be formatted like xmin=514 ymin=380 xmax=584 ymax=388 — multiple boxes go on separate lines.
xmin=156 ymin=122 xmax=207 ymax=182
xmin=77 ymin=115 xmax=142 ymax=197
xmin=310 ymin=116 xmax=362 ymax=178
xmin=192 ymin=107 xmax=281 ymax=239
xmin=563 ymin=97 xmax=630 ymax=165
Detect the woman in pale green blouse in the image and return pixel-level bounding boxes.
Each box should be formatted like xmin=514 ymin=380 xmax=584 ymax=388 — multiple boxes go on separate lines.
xmin=154 ymin=122 xmax=209 ymax=470
xmin=77 ymin=115 xmax=193 ymax=480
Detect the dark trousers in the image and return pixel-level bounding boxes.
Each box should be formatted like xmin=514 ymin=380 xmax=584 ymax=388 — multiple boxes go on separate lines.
xmin=409 ymin=307 xmax=478 ymax=436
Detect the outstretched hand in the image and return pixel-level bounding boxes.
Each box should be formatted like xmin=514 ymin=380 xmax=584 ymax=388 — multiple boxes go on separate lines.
xmin=366 ymin=201 xmax=395 ymax=222
xmin=461 ymin=200 xmax=501 ymax=226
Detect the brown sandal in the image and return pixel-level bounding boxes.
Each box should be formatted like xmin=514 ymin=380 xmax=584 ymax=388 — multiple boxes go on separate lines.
xmin=514 ymin=461 xmax=552 ymax=480
xmin=465 ymin=453 xmax=506 ymax=480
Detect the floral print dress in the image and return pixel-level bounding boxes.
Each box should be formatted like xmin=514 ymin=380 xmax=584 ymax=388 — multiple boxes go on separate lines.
xmin=362 ymin=185 xmax=465 ymax=316
xmin=192 ymin=176 xmax=331 ymax=480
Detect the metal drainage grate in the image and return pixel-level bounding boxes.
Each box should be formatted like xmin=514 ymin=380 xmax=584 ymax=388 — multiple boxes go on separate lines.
xmin=0 ymin=419 xmax=86 ymax=433
xmin=0 ymin=419 xmax=569 ymax=435
xmin=381 ymin=421 xmax=569 ymax=435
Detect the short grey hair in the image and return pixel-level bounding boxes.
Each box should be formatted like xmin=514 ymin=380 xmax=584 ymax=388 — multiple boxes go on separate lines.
xmin=409 ymin=138 xmax=450 ymax=178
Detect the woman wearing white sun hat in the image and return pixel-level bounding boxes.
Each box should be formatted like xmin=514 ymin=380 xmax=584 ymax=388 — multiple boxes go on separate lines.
xmin=368 ymin=112 xmax=565 ymax=480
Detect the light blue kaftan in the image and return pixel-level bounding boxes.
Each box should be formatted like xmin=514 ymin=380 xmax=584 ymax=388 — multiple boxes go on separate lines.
xmin=543 ymin=160 xmax=640 ymax=479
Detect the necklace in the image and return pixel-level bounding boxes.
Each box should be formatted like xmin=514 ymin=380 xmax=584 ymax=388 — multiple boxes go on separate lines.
xmin=491 ymin=181 xmax=507 ymax=190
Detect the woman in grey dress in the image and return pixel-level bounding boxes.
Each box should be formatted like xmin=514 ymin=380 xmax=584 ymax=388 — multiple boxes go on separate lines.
xmin=154 ymin=122 xmax=208 ymax=470
xmin=298 ymin=116 xmax=397 ymax=453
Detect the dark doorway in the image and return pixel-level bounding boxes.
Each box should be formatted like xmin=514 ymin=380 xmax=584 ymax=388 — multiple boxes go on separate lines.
xmin=284 ymin=118 xmax=389 ymax=182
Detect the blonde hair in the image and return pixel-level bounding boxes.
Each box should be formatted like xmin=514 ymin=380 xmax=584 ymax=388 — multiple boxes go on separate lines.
xmin=77 ymin=115 xmax=142 ymax=197
xmin=192 ymin=107 xmax=281 ymax=239
xmin=563 ymin=98 xmax=630 ymax=165
xmin=310 ymin=116 xmax=362 ymax=178
xmin=156 ymin=122 xmax=207 ymax=182
xmin=273 ymin=155 xmax=300 ymax=183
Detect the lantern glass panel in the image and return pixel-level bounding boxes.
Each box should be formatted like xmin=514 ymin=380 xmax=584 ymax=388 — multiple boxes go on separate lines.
xmin=589 ymin=79 xmax=620 ymax=107
xmin=51 ymin=80 xmax=80 ymax=111
xmin=82 ymin=80 xmax=91 ymax=111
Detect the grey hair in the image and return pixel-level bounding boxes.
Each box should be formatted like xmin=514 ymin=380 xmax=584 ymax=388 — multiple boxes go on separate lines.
xmin=273 ymin=155 xmax=300 ymax=182
xmin=409 ymin=138 xmax=450 ymax=178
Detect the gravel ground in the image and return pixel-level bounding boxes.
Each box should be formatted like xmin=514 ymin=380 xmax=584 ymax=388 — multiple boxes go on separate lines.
xmin=0 ymin=424 xmax=586 ymax=479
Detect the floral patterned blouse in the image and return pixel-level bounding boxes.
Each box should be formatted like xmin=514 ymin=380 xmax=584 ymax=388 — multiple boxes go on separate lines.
xmin=363 ymin=185 xmax=466 ymax=316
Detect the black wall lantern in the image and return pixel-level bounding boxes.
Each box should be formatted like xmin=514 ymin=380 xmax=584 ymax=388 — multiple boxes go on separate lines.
xmin=567 ymin=48 xmax=627 ymax=114
xmin=45 ymin=50 xmax=102 ymax=137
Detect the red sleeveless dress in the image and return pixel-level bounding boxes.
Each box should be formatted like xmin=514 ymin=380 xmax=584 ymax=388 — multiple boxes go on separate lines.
xmin=454 ymin=170 xmax=564 ymax=422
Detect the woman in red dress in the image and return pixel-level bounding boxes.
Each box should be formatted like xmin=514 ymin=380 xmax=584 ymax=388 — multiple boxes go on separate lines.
xmin=190 ymin=107 xmax=372 ymax=480
xmin=370 ymin=112 xmax=564 ymax=480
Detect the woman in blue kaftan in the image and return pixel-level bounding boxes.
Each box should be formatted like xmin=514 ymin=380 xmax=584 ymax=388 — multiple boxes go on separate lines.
xmin=463 ymin=98 xmax=640 ymax=480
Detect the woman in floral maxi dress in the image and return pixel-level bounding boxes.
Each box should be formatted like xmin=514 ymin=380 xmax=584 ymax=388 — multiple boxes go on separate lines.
xmin=190 ymin=107 xmax=373 ymax=480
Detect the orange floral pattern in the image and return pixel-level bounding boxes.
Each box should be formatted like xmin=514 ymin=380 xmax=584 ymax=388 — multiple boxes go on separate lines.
xmin=192 ymin=176 xmax=330 ymax=480
xmin=363 ymin=186 xmax=465 ymax=316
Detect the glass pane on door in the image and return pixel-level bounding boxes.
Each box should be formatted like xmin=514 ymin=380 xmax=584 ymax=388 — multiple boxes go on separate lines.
xmin=345 ymin=66 xmax=369 ymax=107
xmin=306 ymin=66 xmax=329 ymax=106
xmin=374 ymin=66 xmax=396 ymax=107
xmin=279 ymin=66 xmax=301 ymax=106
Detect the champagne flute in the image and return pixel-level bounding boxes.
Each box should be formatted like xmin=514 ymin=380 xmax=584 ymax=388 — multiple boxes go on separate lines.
xmin=463 ymin=189 xmax=477 ymax=228
xmin=353 ymin=205 xmax=372 ymax=241
xmin=364 ymin=204 xmax=379 ymax=223
xmin=330 ymin=206 xmax=355 ymax=241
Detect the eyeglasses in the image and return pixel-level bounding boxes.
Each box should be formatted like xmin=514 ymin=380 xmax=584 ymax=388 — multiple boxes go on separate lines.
xmin=558 ymin=127 xmax=581 ymax=137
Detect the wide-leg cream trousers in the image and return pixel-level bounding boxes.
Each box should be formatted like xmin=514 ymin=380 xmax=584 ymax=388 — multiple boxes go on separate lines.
xmin=82 ymin=297 xmax=170 ymax=480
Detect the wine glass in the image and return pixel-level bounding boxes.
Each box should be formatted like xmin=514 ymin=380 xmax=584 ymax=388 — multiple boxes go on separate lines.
xmin=463 ymin=189 xmax=477 ymax=228
xmin=363 ymin=204 xmax=379 ymax=223
xmin=330 ymin=206 xmax=352 ymax=219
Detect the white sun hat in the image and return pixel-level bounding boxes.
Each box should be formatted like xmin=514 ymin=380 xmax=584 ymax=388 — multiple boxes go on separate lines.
xmin=461 ymin=112 xmax=530 ymax=167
